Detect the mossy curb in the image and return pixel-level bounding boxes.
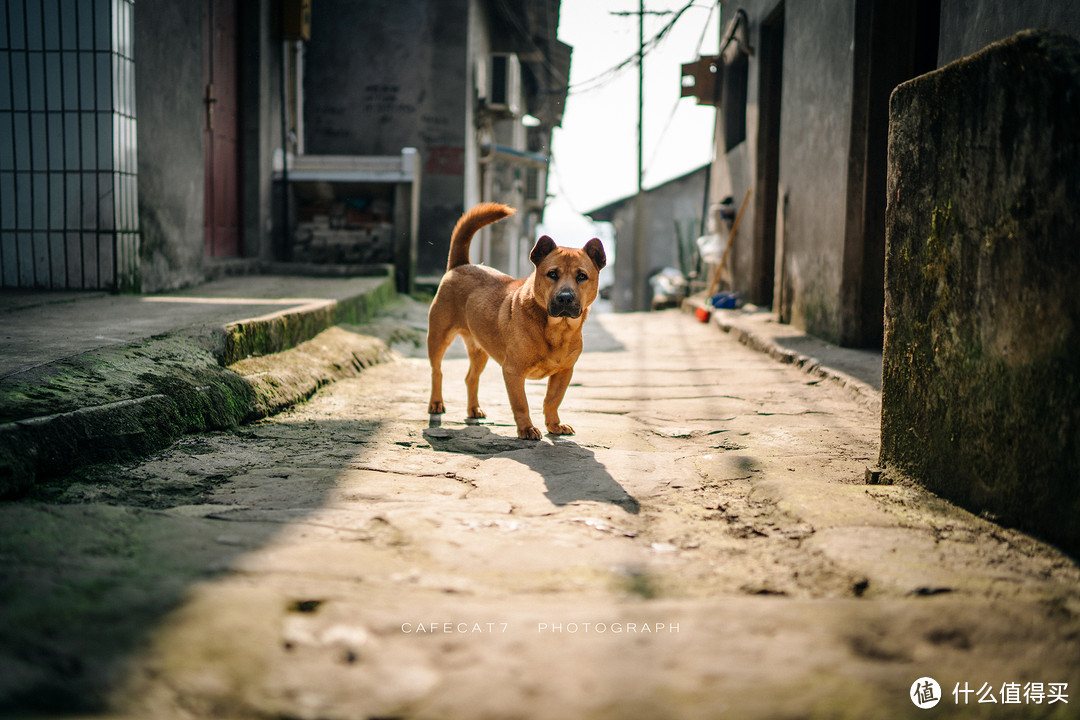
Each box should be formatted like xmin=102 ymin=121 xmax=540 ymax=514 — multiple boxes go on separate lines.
xmin=0 ymin=279 xmax=400 ymax=498
xmin=222 ymin=275 xmax=397 ymax=365
xmin=0 ymin=346 xmax=254 ymax=497
xmin=229 ymin=325 xmax=395 ymax=422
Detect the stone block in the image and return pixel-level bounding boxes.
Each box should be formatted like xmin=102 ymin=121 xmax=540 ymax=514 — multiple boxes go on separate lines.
xmin=881 ymin=30 xmax=1080 ymax=552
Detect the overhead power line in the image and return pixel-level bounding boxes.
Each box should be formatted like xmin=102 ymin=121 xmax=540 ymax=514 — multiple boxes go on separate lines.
xmin=642 ymin=1 xmax=717 ymax=183
xmin=567 ymin=0 xmax=705 ymax=96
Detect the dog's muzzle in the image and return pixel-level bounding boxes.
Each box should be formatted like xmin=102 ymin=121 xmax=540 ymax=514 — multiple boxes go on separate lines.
xmin=549 ymin=288 xmax=582 ymax=318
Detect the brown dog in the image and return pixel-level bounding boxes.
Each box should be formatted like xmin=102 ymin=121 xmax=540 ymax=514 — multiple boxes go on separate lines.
xmin=427 ymin=202 xmax=606 ymax=440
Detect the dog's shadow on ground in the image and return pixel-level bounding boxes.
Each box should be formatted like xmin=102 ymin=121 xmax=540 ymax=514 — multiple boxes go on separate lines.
xmin=423 ymin=421 xmax=640 ymax=514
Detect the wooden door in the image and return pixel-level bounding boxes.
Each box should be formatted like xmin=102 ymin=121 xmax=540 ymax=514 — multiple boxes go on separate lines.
xmin=841 ymin=0 xmax=940 ymax=347
xmin=204 ymin=0 xmax=241 ymax=257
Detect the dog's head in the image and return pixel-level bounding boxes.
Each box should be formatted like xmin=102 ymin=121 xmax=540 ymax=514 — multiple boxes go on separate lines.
xmin=529 ymin=235 xmax=607 ymax=319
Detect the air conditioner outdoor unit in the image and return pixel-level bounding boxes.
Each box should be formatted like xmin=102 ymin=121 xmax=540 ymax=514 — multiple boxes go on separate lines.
xmin=485 ymin=53 xmax=522 ymax=116
xmin=524 ymin=167 xmax=547 ymax=209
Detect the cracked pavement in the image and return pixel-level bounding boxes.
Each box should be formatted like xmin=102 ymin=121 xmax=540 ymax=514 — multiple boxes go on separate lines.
xmin=1 ymin=307 xmax=1078 ymax=719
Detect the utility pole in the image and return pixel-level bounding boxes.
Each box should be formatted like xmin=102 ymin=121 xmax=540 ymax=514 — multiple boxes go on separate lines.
xmin=612 ymin=4 xmax=671 ymax=311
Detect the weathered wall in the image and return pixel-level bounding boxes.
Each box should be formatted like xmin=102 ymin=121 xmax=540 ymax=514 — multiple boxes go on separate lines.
xmin=134 ymin=0 xmax=207 ymax=292
xmin=641 ymin=168 xmax=707 ymax=282
xmin=881 ymin=30 xmax=1080 ymax=552
xmin=775 ymin=0 xmax=854 ymax=343
xmin=304 ymin=0 xmax=470 ymax=277
xmin=938 ymin=0 xmax=1080 ymax=65
xmin=713 ymin=1 xmax=1080 ymax=350
xmin=598 ymin=167 xmax=707 ymax=313
xmin=717 ymin=0 xmax=855 ymax=344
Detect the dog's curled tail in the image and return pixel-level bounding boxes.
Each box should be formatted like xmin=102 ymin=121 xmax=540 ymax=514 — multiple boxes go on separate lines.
xmin=447 ymin=202 xmax=516 ymax=270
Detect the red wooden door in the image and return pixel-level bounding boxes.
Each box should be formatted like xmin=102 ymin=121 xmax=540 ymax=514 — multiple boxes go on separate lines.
xmin=204 ymin=0 xmax=241 ymax=257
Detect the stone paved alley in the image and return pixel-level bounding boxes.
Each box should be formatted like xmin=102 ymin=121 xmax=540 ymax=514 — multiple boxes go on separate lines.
xmin=2 ymin=305 xmax=1079 ymax=719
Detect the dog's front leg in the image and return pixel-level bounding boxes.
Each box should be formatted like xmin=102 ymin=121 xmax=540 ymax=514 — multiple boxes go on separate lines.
xmin=502 ymin=367 xmax=541 ymax=440
xmin=543 ymin=369 xmax=575 ymax=435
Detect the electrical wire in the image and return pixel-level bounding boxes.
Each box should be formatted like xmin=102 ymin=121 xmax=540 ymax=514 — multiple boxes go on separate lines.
xmin=551 ymin=1 xmax=720 ymax=213
xmin=639 ymin=2 xmax=719 ymax=184
xmin=567 ymin=0 xmax=710 ymax=96
xmin=567 ymin=7 xmax=684 ymax=95
xmin=692 ymin=1 xmax=718 ymax=57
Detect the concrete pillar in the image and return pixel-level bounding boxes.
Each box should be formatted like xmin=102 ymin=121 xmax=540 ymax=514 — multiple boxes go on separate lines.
xmin=881 ymin=30 xmax=1080 ymax=552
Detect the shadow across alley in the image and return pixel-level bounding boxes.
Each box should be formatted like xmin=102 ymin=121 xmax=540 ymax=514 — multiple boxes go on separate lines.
xmin=0 ymin=417 xmax=384 ymax=716
xmin=422 ymin=424 xmax=640 ymax=514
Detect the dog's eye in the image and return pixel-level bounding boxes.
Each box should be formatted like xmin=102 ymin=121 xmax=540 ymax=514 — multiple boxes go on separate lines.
xmin=576 ymin=271 xmax=588 ymax=282
xmin=547 ymin=270 xmax=559 ymax=280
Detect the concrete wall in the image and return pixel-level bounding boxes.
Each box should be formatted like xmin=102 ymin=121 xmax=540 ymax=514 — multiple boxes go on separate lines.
xmin=134 ymin=0 xmax=207 ymax=292
xmin=717 ymin=0 xmax=856 ymax=344
xmin=774 ymin=0 xmax=855 ymax=342
xmin=596 ymin=167 xmax=707 ymax=313
xmin=136 ymin=0 xmax=280 ymax=292
xmin=938 ymin=0 xmax=1080 ymax=65
xmin=881 ymin=30 xmax=1080 ymax=552
xmin=304 ymin=0 xmax=470 ymax=277
xmin=128 ymin=0 xmax=555 ymax=291
xmin=716 ymin=0 xmax=1080 ymax=348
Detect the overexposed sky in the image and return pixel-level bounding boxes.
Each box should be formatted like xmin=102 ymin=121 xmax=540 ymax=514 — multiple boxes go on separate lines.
xmin=539 ymin=0 xmax=721 ymax=247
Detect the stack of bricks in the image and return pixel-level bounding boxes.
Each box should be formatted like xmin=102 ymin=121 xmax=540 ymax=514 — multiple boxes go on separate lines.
xmin=292 ymin=200 xmax=394 ymax=264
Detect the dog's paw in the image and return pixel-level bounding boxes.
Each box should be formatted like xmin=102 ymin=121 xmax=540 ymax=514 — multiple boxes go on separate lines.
xmin=546 ymin=423 xmax=575 ymax=436
xmin=517 ymin=425 xmax=543 ymax=440
xmin=428 ymin=400 xmax=446 ymax=414
xmin=467 ymin=406 xmax=486 ymax=419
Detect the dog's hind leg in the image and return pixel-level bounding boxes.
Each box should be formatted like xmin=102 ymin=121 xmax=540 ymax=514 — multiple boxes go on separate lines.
xmin=464 ymin=337 xmax=489 ymax=419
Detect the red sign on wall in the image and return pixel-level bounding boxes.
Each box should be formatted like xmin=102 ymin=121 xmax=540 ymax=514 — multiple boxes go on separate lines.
xmin=425 ymin=146 xmax=465 ymax=176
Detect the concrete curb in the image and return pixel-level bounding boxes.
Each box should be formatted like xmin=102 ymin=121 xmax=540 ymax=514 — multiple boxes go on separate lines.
xmin=229 ymin=325 xmax=396 ymax=422
xmin=222 ymin=277 xmax=398 ymax=365
xmin=682 ymin=299 xmax=881 ymax=410
xmin=0 ymin=276 xmax=398 ymax=497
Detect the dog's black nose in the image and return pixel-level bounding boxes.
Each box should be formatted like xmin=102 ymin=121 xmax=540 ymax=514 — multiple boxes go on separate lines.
xmin=549 ymin=288 xmax=582 ymax=318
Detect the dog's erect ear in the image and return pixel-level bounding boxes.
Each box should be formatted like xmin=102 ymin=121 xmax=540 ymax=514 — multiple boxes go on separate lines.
xmin=584 ymin=238 xmax=606 ymax=271
xmin=530 ymin=235 xmax=557 ymax=266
